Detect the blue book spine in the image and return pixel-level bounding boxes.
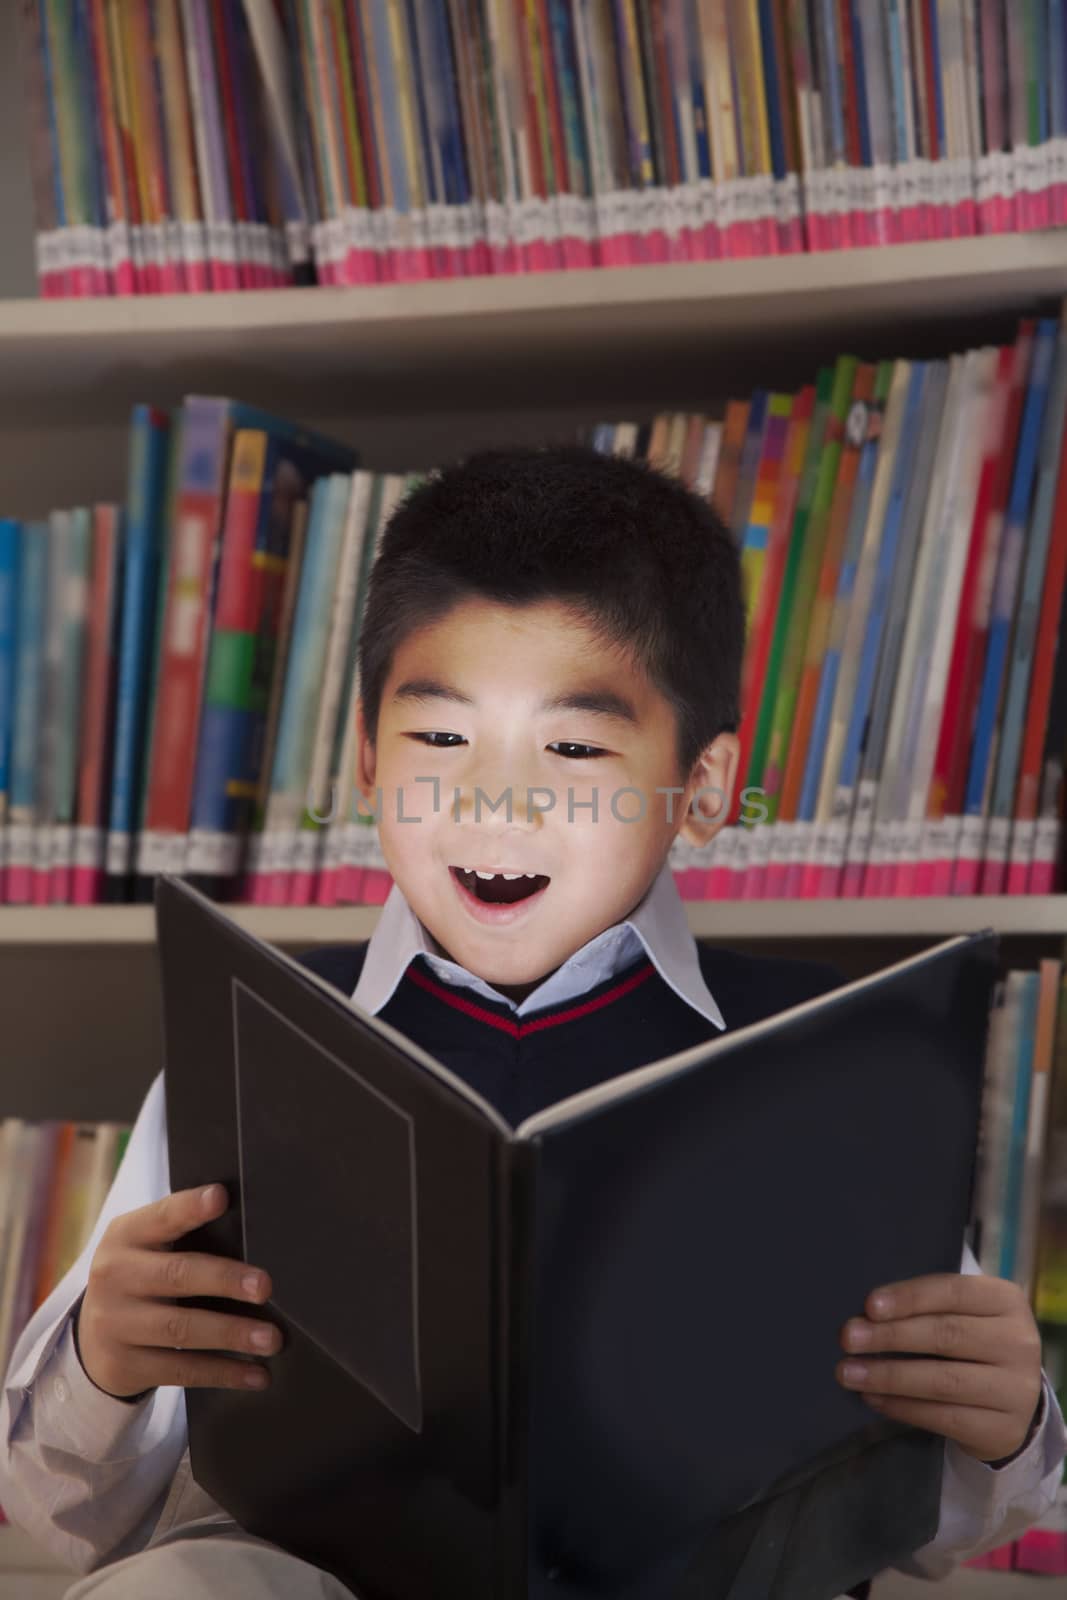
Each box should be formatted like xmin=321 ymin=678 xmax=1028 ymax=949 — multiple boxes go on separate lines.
xmin=106 ymin=407 xmax=172 ymax=873
xmin=838 ymin=364 xmax=928 ymax=791
xmin=269 ymin=476 xmax=349 ymax=798
xmin=999 ymin=972 xmax=1040 ymax=1283
xmin=798 ymin=408 xmax=882 ymax=820
xmin=988 ymin=328 xmax=1067 ymax=824
xmin=1051 ymin=0 xmax=1067 ymax=139
xmin=0 ymin=521 xmax=21 ymax=813
xmin=548 ymin=0 xmax=591 ymax=192
xmin=927 ymin=0 xmax=946 ymax=155
xmin=963 ymin=318 xmax=1058 ymax=825
xmin=432 ymin=0 xmax=474 ymax=207
xmin=758 ymin=0 xmax=786 ymax=178
xmin=849 ymin=1 xmax=872 ymax=168
xmin=884 ymin=0 xmax=910 ymax=164
xmin=682 ymin=0 xmax=711 ymax=180
xmin=10 ymin=524 xmax=49 ymax=820
xmin=817 ymin=0 xmax=847 ymax=165
xmin=369 ymin=0 xmax=412 ymax=214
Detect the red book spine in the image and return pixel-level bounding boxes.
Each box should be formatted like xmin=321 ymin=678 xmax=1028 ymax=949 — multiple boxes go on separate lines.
xmin=139 ymin=400 xmax=231 ymax=878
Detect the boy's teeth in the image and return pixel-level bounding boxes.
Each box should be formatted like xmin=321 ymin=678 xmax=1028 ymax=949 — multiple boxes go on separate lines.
xmin=459 ymin=867 xmax=544 ymax=880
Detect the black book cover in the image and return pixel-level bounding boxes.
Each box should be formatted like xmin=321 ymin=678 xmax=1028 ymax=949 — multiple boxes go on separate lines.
xmin=157 ymin=877 xmax=998 ymax=1599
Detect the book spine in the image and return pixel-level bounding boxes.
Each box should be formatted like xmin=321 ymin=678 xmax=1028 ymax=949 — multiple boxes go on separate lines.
xmin=138 ymin=398 xmax=232 ymax=883
xmin=73 ymin=506 xmax=122 ymax=903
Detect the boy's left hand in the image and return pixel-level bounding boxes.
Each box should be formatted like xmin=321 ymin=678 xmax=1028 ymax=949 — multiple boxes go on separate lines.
xmin=837 ymin=1273 xmax=1044 ymax=1465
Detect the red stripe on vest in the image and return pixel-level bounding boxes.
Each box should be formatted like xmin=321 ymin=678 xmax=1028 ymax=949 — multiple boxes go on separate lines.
xmin=405 ymin=959 xmax=656 ymax=1037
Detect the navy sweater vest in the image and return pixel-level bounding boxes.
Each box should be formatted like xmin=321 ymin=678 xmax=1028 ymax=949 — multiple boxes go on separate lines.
xmin=297 ymin=940 xmax=872 ymax=1600
xmin=298 ymin=940 xmax=844 ymax=1126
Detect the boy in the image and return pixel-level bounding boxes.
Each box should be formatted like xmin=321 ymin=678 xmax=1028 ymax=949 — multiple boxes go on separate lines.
xmin=2 ymin=446 xmax=1064 ymax=1599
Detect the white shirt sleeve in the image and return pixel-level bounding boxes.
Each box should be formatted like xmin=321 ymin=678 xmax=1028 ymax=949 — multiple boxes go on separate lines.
xmin=0 ymin=1071 xmax=190 ymax=1574
xmin=889 ymin=1239 xmax=1067 ymax=1578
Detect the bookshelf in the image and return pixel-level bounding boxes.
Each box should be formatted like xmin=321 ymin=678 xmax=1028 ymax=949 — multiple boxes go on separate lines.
xmin=0 ymin=11 xmax=1065 ymax=1593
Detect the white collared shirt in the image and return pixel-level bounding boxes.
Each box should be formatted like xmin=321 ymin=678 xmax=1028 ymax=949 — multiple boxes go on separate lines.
xmin=0 ymin=866 xmax=1063 ymax=1582
xmin=353 ymin=858 xmax=726 ymax=1029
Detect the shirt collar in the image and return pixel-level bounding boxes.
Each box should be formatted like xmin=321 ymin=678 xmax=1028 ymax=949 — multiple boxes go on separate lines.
xmin=351 ymin=859 xmax=726 ymax=1030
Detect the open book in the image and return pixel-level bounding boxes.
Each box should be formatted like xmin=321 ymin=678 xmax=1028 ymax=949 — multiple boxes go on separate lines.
xmin=157 ymin=877 xmax=998 ymax=1600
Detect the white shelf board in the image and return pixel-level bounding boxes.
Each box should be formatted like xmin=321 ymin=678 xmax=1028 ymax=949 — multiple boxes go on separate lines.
xmin=4 ymin=235 xmax=1067 ymax=423
xmin=0 ymin=897 xmax=1064 ymax=946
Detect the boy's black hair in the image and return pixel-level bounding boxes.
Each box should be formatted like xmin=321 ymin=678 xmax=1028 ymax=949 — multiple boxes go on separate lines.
xmin=357 ymin=444 xmax=744 ymax=776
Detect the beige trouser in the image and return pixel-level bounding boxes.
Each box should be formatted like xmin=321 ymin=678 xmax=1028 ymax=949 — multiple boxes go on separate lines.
xmin=61 ymin=1448 xmax=360 ymax=1599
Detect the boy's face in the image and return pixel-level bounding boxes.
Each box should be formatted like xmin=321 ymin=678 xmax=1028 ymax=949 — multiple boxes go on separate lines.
xmin=355 ymin=598 xmax=737 ymax=996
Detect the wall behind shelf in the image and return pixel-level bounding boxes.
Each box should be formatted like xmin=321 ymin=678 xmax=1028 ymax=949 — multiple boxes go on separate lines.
xmin=0 ymin=5 xmax=39 ymax=301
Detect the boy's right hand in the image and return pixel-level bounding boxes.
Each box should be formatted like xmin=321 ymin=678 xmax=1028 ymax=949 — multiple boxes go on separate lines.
xmin=76 ymin=1183 xmax=280 ymax=1398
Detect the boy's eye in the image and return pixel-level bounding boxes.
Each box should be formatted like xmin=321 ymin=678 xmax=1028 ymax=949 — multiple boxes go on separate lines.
xmin=549 ymin=741 xmax=608 ymax=760
xmin=406 ymin=736 xmax=607 ymax=761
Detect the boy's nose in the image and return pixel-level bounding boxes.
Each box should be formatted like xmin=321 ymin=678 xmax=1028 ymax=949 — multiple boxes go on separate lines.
xmin=449 ymin=775 xmax=547 ymax=828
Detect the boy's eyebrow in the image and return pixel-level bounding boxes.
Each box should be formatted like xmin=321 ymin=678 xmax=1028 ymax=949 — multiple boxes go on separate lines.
xmin=393 ymin=678 xmax=639 ymax=726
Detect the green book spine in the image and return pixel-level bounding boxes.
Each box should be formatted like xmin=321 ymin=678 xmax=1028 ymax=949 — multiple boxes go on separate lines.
xmin=760 ymin=354 xmax=860 ymax=824
xmin=744 ymin=366 xmax=833 ymax=792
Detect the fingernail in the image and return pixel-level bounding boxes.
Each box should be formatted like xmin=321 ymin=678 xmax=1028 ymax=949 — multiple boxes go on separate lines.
xmin=244 ymin=1368 xmax=269 ymax=1389
xmin=847 ymin=1322 xmax=872 ymax=1349
xmin=250 ymin=1327 xmax=276 ymax=1350
xmin=242 ymin=1273 xmax=262 ymax=1299
xmin=871 ymin=1293 xmax=893 ymax=1317
xmin=842 ymin=1363 xmax=869 ymax=1385
xmin=201 ymin=1186 xmax=219 ymax=1209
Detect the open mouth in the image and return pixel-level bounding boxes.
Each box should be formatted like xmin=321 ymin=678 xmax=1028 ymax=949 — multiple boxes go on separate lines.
xmin=450 ymin=866 xmax=551 ymax=905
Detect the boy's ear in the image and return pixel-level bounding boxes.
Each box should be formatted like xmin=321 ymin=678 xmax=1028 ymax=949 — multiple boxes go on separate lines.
xmin=354 ymin=699 xmax=377 ymax=794
xmin=676 ymin=731 xmax=740 ymax=849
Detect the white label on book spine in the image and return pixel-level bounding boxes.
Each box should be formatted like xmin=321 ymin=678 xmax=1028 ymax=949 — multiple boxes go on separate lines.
xmin=73 ymin=825 xmax=103 ymax=871
xmin=956 ymin=814 xmax=985 ymax=864
xmin=292 ymin=831 xmax=320 ymax=876
xmin=1033 ymin=816 xmax=1060 ymax=866
xmin=322 ymin=824 xmax=344 ymax=873
xmin=105 ymin=830 xmax=130 ymax=877
xmin=713 ymin=826 xmax=735 ymax=875
xmin=824 ymin=815 xmax=849 ymax=872
xmin=51 ymin=824 xmax=73 ymax=871
xmin=984 ymin=816 xmax=1010 ymax=866
xmin=899 ymin=818 xmax=923 ymax=871
xmin=186 ymin=829 xmax=240 ymax=877
xmin=32 ymin=826 xmax=52 ymax=875
xmin=1009 ymin=820 xmax=1036 ymax=874
xmin=137 ymin=830 xmax=166 ymax=877
xmin=6 ymin=823 xmax=33 ymax=871
xmin=747 ymin=820 xmax=772 ymax=873
xmin=788 ymin=821 xmax=811 ymax=866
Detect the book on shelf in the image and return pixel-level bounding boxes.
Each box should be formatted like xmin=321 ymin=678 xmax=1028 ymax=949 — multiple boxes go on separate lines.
xmin=14 ymin=1 xmax=1067 ymax=298
xmin=9 ymin=306 xmax=1067 ymax=902
xmin=158 ymin=875 xmax=997 ymax=1597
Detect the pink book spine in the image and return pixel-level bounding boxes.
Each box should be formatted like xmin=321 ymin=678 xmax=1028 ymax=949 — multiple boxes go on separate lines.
xmin=782 ymin=861 xmax=804 ymax=898
xmin=952 ymin=858 xmax=982 ymax=895
xmin=840 ymin=860 xmax=864 ymax=896
xmin=1015 ymin=1525 xmax=1067 ymax=1574
xmin=674 ymin=867 xmax=704 ymax=899
xmin=72 ymin=869 xmax=102 ymax=904
xmin=763 ymin=860 xmax=787 ymax=898
xmin=979 ymin=857 xmax=1007 ymax=895
xmin=913 ymin=859 xmax=937 ymax=895
xmin=289 ymin=869 xmax=316 ymax=905
xmin=362 ymin=867 xmax=393 ymax=904
xmin=342 ymin=870 xmax=367 ymax=908
xmin=895 ymin=861 xmax=917 ymax=897
xmin=6 ymin=867 xmax=31 ymax=904
xmin=1029 ymin=863 xmax=1057 ymax=893
xmin=1005 ymin=860 xmax=1029 ymax=894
